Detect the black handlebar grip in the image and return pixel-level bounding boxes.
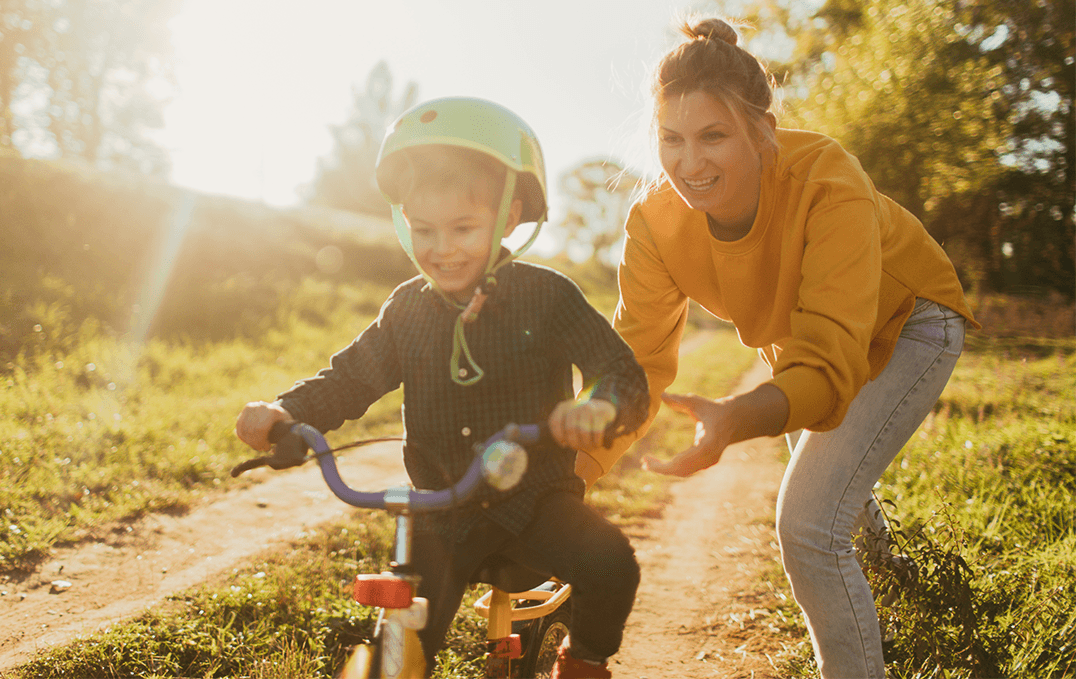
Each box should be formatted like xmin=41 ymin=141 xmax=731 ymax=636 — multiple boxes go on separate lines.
xmin=230 ymin=421 xmax=308 ymax=478
xmin=268 ymin=420 xmax=295 ymax=444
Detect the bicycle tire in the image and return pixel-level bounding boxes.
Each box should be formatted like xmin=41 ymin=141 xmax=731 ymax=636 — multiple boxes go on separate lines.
xmin=516 ymin=601 xmax=571 ymax=679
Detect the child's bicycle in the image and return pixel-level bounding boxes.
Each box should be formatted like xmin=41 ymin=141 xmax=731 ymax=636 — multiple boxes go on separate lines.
xmin=231 ymin=421 xmax=572 ymax=679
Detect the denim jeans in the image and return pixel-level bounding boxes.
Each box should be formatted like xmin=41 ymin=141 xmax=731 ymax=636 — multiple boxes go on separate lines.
xmin=776 ymin=299 xmax=966 ymax=678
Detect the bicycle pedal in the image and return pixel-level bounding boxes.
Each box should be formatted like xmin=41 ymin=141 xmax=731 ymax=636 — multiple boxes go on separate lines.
xmin=353 ymin=573 xmax=414 ymax=609
xmin=487 ymin=634 xmax=522 ymax=659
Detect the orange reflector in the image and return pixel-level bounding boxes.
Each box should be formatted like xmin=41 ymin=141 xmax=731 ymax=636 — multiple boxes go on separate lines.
xmin=353 ymin=574 xmax=414 ymax=609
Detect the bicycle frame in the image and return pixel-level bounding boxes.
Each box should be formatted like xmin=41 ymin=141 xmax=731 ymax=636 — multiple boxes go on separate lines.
xmin=239 ymin=421 xmax=567 ymax=679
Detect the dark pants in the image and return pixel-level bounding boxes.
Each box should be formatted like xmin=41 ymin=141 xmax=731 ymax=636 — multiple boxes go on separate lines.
xmin=411 ymin=491 xmax=640 ymax=673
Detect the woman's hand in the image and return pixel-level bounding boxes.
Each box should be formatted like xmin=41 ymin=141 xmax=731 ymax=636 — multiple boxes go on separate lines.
xmin=644 ymin=384 xmax=790 ymax=477
xmin=643 ymin=393 xmax=734 ymax=477
xmin=548 ymin=398 xmax=617 ymax=452
xmin=235 ymin=401 xmax=294 ymax=452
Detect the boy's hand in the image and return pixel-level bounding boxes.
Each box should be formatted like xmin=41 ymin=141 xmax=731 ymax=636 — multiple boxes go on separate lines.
xmin=236 ymin=401 xmax=294 ymax=452
xmin=548 ymin=398 xmax=617 ymax=452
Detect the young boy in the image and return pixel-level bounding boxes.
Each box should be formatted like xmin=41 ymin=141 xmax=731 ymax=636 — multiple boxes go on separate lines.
xmin=235 ymin=97 xmax=648 ymax=678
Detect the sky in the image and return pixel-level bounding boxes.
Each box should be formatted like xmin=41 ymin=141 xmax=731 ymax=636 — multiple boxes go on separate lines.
xmin=161 ymin=0 xmax=711 ymax=215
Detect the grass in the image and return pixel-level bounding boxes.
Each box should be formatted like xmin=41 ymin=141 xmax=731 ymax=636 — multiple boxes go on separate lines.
xmin=0 ymin=278 xmax=402 ymax=573
xmin=7 ymin=292 xmax=1074 ymax=679
xmin=771 ymin=335 xmax=1076 ymax=678
xmin=5 ymin=320 xmax=758 ymax=679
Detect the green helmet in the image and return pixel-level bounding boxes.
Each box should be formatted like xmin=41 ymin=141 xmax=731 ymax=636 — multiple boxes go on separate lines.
xmin=375 ymin=97 xmax=548 ymax=386
xmin=376 ymin=96 xmax=547 ymax=222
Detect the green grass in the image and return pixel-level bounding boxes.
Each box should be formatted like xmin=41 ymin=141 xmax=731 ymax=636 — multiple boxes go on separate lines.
xmin=0 ymin=278 xmax=402 ymax=573
xmin=6 ymin=323 xmax=758 ymax=679
xmin=773 ymin=335 xmax=1076 ymax=678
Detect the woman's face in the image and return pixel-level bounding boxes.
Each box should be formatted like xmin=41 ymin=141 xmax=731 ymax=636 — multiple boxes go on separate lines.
xmin=656 ymin=90 xmax=764 ymax=234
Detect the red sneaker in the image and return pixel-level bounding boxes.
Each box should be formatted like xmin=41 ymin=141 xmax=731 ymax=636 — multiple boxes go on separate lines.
xmin=551 ymin=638 xmax=612 ymax=679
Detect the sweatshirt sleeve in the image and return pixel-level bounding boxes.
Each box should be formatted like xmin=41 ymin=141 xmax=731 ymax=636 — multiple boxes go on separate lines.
xmin=769 ymin=195 xmax=880 ymax=432
xmin=601 ymin=204 xmax=691 ymax=471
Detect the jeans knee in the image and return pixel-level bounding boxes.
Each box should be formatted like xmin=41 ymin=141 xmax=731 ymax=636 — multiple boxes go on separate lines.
xmin=776 ymin=506 xmax=847 ymax=577
xmin=573 ymin=533 xmax=639 ymax=598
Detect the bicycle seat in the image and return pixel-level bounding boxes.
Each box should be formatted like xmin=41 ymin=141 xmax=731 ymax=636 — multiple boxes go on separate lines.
xmin=471 ymin=554 xmax=550 ymax=593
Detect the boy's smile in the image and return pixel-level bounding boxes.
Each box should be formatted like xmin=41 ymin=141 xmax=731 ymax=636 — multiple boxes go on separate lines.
xmin=404 ymin=188 xmax=520 ymax=303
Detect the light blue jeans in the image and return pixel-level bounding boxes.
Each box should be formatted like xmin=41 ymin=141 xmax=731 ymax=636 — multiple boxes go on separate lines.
xmin=776 ymin=299 xmax=966 ymax=678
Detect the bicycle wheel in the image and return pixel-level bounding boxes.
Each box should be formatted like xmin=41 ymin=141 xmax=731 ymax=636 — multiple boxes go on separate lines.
xmin=517 ymin=601 xmax=571 ymax=679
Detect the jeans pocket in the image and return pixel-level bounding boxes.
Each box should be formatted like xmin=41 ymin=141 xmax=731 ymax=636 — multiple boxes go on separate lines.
xmin=900 ymin=299 xmax=947 ymax=348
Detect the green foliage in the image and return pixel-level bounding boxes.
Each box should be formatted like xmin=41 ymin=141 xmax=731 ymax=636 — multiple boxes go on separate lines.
xmin=547 ymin=158 xmax=642 ymax=269
xmin=739 ymin=0 xmax=1074 ymax=298
xmin=0 ymin=156 xmax=412 ymax=361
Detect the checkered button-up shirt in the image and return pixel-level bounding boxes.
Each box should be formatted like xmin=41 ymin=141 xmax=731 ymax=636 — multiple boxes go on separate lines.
xmin=278 ymin=260 xmax=649 ymax=542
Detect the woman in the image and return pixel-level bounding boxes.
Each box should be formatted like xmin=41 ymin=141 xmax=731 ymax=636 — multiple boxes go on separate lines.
xmin=605 ymin=16 xmax=979 ymax=679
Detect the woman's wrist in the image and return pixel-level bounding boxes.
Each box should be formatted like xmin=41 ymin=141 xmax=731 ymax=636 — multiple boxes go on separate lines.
xmin=728 ymin=383 xmax=789 ymax=443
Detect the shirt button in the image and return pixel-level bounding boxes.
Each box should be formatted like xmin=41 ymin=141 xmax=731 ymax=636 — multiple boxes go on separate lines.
xmin=458 ymin=368 xmax=468 ymax=378
xmin=461 ymin=427 xmax=471 ymax=437
xmin=481 ymin=501 xmax=490 ymax=509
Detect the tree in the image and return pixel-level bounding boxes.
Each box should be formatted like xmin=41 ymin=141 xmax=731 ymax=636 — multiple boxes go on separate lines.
xmin=551 ymin=158 xmax=641 ymax=269
xmin=1 ymin=0 xmax=178 ymax=176
xmin=732 ymin=0 xmax=1074 ymax=297
xmin=307 ymin=61 xmax=418 ymax=217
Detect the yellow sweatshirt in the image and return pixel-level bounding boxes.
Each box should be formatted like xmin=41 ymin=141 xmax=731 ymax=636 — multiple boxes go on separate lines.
xmin=601 ymin=128 xmax=978 ymax=473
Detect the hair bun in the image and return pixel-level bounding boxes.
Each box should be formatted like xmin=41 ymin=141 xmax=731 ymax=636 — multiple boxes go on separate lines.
xmin=686 ymin=17 xmax=738 ymax=46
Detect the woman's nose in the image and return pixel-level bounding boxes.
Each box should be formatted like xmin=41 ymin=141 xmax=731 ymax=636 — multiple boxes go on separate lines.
xmin=681 ymin=142 xmax=705 ymax=173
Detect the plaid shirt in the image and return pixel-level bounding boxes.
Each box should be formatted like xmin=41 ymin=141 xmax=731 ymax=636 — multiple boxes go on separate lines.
xmin=278 ymin=260 xmax=649 ymax=543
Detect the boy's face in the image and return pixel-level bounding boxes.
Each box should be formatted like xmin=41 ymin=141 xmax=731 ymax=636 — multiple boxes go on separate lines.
xmin=404 ymin=188 xmax=521 ymax=303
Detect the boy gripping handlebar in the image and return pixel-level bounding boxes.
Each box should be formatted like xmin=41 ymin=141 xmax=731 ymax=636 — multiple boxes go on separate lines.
xmin=235 ymin=98 xmax=649 ymax=679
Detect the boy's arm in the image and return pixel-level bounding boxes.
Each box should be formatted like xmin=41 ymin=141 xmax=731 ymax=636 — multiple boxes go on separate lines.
xmin=547 ymin=278 xmax=651 ymax=481
xmin=275 ymin=301 xmax=403 ymax=434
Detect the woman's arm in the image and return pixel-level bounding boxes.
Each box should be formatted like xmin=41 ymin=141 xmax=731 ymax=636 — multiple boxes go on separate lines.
xmin=598 ymin=205 xmax=691 ymax=470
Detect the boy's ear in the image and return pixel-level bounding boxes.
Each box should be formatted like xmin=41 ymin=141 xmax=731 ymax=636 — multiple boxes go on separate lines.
xmin=503 ymin=198 xmax=524 ymax=237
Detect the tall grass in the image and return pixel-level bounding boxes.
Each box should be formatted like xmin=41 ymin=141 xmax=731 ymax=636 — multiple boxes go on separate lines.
xmin=775 ymin=336 xmax=1076 ymax=678
xmin=865 ymin=335 xmax=1076 ymax=678
xmin=0 ymin=278 xmax=401 ymax=572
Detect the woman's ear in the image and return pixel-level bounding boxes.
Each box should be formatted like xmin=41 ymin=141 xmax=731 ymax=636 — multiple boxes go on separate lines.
xmin=763 ymin=111 xmax=777 ymax=133
xmin=503 ymin=198 xmax=524 ymax=237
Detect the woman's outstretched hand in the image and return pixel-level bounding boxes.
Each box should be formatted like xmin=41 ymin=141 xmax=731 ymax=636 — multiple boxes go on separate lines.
xmin=643 ymin=385 xmax=791 ymax=478
xmin=642 ymin=393 xmax=733 ymax=477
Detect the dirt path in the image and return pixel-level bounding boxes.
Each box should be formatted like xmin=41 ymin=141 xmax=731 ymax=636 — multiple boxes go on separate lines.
xmin=0 ymin=337 xmax=798 ymax=677
xmin=613 ymin=359 xmax=791 ymax=679
xmin=0 ymin=443 xmax=410 ymax=670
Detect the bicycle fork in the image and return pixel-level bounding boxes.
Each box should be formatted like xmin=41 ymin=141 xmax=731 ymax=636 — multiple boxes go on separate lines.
xmin=342 ymin=513 xmax=429 ymax=679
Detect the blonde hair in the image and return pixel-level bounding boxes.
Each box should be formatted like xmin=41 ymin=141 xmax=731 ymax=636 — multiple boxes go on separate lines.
xmin=646 ymin=16 xmax=780 ymax=182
